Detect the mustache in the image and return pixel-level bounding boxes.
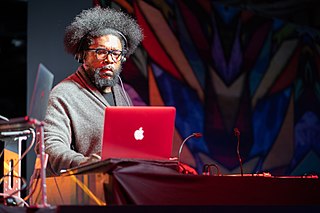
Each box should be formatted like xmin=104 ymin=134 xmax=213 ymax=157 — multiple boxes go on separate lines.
xmin=101 ymin=65 xmax=114 ymax=71
xmin=95 ymin=65 xmax=115 ymax=76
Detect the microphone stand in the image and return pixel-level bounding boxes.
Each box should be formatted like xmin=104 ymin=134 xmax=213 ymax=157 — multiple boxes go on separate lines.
xmin=234 ymin=128 xmax=243 ymax=176
xmin=30 ymin=118 xmax=49 ymax=207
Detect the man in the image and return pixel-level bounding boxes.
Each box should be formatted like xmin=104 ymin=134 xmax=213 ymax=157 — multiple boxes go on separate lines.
xmin=43 ymin=6 xmax=143 ymax=176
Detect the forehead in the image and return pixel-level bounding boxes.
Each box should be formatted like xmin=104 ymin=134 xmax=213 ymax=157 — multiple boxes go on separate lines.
xmin=90 ymin=34 xmax=122 ymax=48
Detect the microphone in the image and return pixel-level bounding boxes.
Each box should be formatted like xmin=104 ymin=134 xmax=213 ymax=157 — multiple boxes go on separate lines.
xmin=234 ymin=128 xmax=240 ymax=137
xmin=178 ymin=132 xmax=202 ymax=162
xmin=234 ymin=128 xmax=243 ymax=176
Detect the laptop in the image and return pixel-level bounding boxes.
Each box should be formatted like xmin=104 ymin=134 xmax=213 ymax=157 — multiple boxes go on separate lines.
xmin=101 ymin=106 xmax=176 ymax=161
xmin=0 ymin=63 xmax=54 ymax=131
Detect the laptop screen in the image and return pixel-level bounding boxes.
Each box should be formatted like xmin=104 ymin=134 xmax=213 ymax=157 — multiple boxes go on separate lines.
xmin=28 ymin=63 xmax=54 ymax=121
xmin=101 ymin=106 xmax=176 ymax=161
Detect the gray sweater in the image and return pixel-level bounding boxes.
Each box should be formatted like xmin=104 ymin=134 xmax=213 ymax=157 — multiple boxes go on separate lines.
xmin=43 ymin=66 xmax=132 ymax=176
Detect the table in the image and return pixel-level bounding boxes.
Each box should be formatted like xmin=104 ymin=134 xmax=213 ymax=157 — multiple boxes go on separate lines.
xmin=30 ymin=158 xmax=320 ymax=206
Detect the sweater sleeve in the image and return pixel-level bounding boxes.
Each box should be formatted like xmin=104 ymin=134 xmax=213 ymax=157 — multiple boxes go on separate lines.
xmin=43 ymin=94 xmax=87 ymax=176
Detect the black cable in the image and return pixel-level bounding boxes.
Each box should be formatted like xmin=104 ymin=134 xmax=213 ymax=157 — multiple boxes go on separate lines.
xmin=178 ymin=163 xmax=189 ymax=174
xmin=28 ymin=170 xmax=42 ymax=206
xmin=7 ymin=174 xmax=28 ymax=197
xmin=23 ymin=169 xmax=40 ymax=202
xmin=53 ymin=176 xmax=65 ymax=204
xmin=0 ymin=174 xmax=29 ymax=206
xmin=202 ymin=163 xmax=221 ymax=176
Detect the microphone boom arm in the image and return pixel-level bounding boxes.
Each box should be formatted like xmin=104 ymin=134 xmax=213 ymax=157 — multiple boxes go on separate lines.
xmin=178 ymin=133 xmax=202 ymax=162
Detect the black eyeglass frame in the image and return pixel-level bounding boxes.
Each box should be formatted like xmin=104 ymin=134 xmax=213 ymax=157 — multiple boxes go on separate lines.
xmin=86 ymin=48 xmax=126 ymax=62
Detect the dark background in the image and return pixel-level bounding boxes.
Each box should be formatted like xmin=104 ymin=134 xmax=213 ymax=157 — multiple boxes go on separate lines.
xmin=0 ymin=0 xmax=27 ymax=119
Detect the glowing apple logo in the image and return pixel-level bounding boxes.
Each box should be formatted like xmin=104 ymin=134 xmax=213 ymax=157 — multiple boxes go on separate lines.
xmin=134 ymin=127 xmax=144 ymax=140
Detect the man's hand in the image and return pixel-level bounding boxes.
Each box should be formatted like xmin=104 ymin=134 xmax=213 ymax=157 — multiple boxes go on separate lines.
xmin=80 ymin=153 xmax=101 ymax=166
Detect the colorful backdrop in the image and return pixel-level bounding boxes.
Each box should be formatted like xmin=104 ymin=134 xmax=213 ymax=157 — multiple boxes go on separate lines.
xmin=97 ymin=0 xmax=320 ymax=176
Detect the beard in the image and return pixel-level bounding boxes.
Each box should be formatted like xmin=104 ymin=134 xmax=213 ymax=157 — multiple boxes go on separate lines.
xmin=88 ymin=65 xmax=122 ymax=90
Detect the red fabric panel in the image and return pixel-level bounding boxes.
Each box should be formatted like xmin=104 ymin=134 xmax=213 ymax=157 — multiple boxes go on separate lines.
xmin=134 ymin=1 xmax=183 ymax=80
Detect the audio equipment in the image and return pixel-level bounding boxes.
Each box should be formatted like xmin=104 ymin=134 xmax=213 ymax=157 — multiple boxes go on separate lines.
xmin=115 ymin=30 xmax=128 ymax=53
xmin=121 ymin=57 xmax=126 ymax=63
xmin=74 ymin=53 xmax=84 ymax=64
xmin=74 ymin=34 xmax=88 ymax=64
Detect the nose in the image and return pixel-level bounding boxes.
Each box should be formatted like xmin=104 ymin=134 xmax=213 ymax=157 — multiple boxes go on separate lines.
xmin=103 ymin=53 xmax=114 ymax=63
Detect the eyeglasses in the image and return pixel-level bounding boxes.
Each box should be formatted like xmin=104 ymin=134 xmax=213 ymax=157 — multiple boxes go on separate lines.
xmin=86 ymin=48 xmax=124 ymax=62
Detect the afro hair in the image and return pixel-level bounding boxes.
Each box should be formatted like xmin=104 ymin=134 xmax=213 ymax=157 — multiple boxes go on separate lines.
xmin=64 ymin=6 xmax=143 ymax=57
